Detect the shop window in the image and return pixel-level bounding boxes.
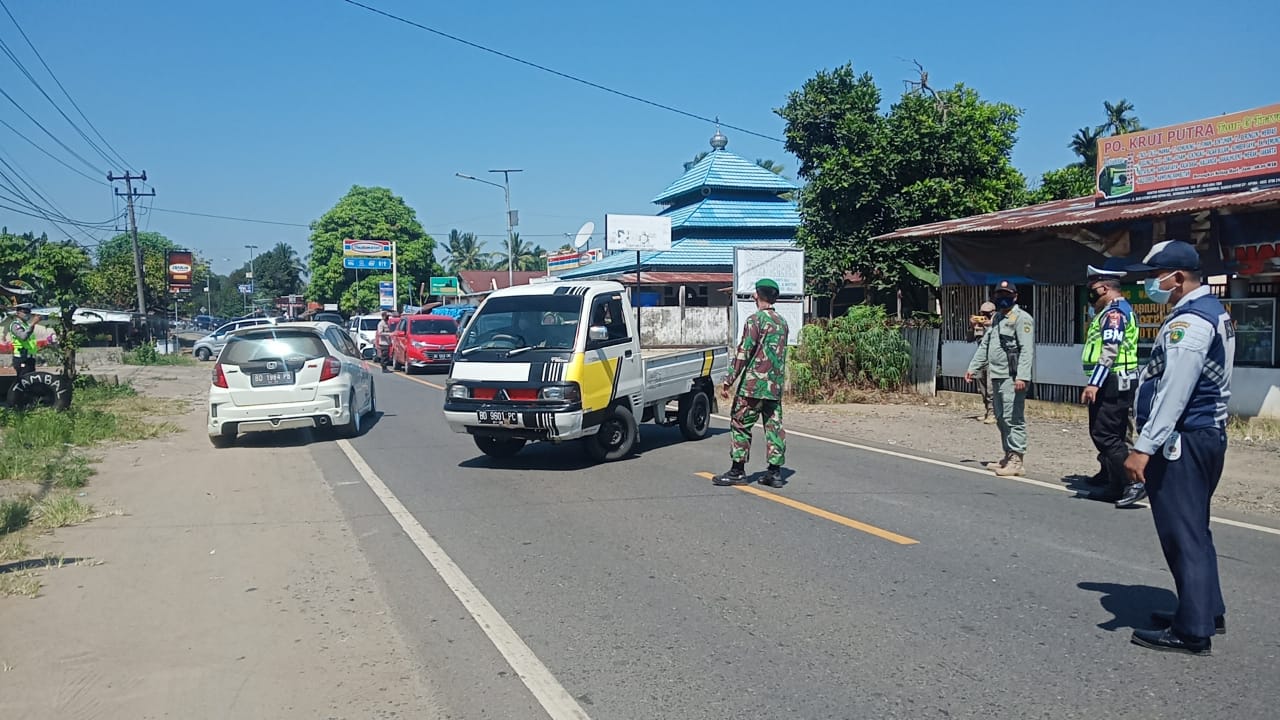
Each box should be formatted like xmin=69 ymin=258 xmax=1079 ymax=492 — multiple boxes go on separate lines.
xmin=1225 ymin=298 xmax=1276 ymax=367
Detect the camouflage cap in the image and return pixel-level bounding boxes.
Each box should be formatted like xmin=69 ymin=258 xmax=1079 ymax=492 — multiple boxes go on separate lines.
xmin=755 ymin=278 xmax=780 ymax=292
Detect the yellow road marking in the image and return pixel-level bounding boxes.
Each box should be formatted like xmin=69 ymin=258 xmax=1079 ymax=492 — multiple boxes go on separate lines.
xmin=695 ymin=472 xmax=919 ymax=545
xmin=401 ymin=374 xmax=445 ymax=390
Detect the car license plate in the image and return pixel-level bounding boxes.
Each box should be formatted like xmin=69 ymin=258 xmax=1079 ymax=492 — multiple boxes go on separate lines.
xmin=251 ymin=371 xmax=294 ymax=387
xmin=477 ymin=410 xmax=520 ymax=426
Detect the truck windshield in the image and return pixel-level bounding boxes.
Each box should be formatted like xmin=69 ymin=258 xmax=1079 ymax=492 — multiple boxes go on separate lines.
xmin=459 ymin=295 xmax=583 ymax=355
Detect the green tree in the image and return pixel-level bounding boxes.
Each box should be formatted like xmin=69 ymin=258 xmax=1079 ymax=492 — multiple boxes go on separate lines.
xmin=754 ymin=158 xmax=786 ymax=176
xmin=1069 ymin=126 xmax=1102 ymax=168
xmin=492 ymin=233 xmax=544 ymax=271
xmin=0 ymin=228 xmax=45 ymax=283
xmin=23 ymin=242 xmax=92 ymax=382
xmin=776 ymin=65 xmax=1026 ymax=300
xmin=247 ymin=242 xmax=304 ymax=300
xmin=441 ymin=229 xmax=489 ymax=273
xmin=305 ymin=185 xmax=440 ymax=313
xmin=1030 ymin=164 xmax=1096 ymax=203
xmin=1101 ymin=99 xmax=1143 ymax=136
xmin=86 ymin=231 xmax=187 ymax=312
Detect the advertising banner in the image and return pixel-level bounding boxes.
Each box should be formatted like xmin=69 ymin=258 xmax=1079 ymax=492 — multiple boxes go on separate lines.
xmin=167 ymin=250 xmax=194 ymax=293
xmin=548 ymin=251 xmax=581 ymax=272
xmin=604 ymin=214 xmax=672 ymax=252
xmin=343 ymin=238 xmax=392 ymax=257
xmin=1095 ymin=103 xmax=1280 ymax=206
xmin=378 ymin=281 xmax=394 ymax=310
xmin=429 ymin=276 xmax=459 ymax=296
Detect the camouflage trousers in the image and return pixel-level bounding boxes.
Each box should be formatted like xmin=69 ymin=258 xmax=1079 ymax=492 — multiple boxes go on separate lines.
xmin=729 ymin=395 xmax=785 ymax=466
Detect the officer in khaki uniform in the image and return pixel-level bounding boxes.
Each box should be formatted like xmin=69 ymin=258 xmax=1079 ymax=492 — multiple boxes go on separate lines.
xmin=965 ymin=280 xmax=1035 ymax=476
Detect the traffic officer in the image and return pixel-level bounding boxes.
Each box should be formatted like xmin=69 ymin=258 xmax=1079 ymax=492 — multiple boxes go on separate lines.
xmin=714 ymin=278 xmax=789 ymax=489
xmin=1080 ymin=265 xmax=1143 ymax=507
xmin=971 ymin=301 xmax=997 ymax=423
xmin=1124 ymin=240 xmax=1232 ymax=656
xmin=7 ymin=302 xmax=40 ymax=378
xmin=964 ymin=280 xmax=1035 ymax=477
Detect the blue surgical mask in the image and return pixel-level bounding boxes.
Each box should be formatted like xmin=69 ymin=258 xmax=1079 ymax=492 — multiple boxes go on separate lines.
xmin=1143 ymin=273 xmax=1175 ymax=304
xmin=993 ymin=296 xmax=1015 ymax=310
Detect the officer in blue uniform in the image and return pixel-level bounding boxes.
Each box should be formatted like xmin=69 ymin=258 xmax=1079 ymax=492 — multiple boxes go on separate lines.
xmin=1124 ymin=240 xmax=1233 ymax=656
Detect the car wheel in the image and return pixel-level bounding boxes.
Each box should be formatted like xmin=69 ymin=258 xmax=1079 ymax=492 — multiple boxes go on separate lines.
xmin=195 ymin=347 xmax=211 ymax=361
xmin=367 ymin=381 xmax=377 ymax=416
xmin=334 ymin=389 xmax=363 ymax=438
xmin=677 ymin=389 xmax=712 ymax=441
xmin=209 ymin=433 xmax=235 ymax=449
xmin=584 ymin=404 xmax=638 ymax=462
xmin=474 ymin=435 xmax=526 ymax=458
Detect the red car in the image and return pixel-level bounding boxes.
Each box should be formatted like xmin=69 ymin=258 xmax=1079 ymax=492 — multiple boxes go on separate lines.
xmin=390 ymin=314 xmax=458 ymax=373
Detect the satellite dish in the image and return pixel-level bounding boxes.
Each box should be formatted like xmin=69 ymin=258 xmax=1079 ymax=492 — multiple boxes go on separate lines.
xmin=573 ymin=221 xmax=594 ymax=249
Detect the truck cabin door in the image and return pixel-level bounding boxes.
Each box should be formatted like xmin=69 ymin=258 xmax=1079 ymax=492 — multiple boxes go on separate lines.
xmin=585 ymin=292 xmax=643 ymax=414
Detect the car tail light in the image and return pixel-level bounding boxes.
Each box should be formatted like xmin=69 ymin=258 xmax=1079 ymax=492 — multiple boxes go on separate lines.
xmin=505 ymin=388 xmax=538 ymax=402
xmin=212 ymin=363 xmax=228 ymax=388
xmin=319 ymin=356 xmax=342 ymax=381
xmin=472 ymin=387 xmax=497 ymax=400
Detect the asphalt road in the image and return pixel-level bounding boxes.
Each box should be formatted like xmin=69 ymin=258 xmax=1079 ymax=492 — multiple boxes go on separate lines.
xmin=308 ymin=370 xmax=1280 ymax=720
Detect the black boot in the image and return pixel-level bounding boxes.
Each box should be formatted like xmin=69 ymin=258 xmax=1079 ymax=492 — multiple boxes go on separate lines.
xmin=712 ymin=462 xmax=747 ymax=486
xmin=759 ymin=465 xmax=786 ymax=488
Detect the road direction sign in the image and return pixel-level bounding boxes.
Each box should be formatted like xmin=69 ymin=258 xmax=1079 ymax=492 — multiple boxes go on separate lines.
xmin=343 ymin=257 xmax=392 ymax=270
xmin=429 ymin=276 xmax=459 ymax=296
xmin=237 ymin=283 xmax=253 ymax=295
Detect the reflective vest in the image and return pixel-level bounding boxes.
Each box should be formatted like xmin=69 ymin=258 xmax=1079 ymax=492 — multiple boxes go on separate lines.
xmin=9 ymin=317 xmax=38 ymax=358
xmin=1082 ymin=300 xmax=1138 ymax=376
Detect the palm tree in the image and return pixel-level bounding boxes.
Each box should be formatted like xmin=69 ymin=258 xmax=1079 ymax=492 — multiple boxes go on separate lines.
xmin=1101 ymin=99 xmax=1143 ymax=136
xmin=442 ymin=229 xmax=487 ymax=273
xmin=1069 ymin=126 xmax=1102 ymax=168
xmin=487 ymin=233 xmax=542 ymax=272
xmin=683 ymin=151 xmax=709 ymax=171
xmin=755 ymin=158 xmax=785 ymax=175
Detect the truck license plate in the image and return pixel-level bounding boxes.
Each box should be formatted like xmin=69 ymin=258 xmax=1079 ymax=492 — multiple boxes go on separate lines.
xmin=478 ymin=411 xmax=520 ymax=426
xmin=251 ymin=371 xmax=294 ymax=386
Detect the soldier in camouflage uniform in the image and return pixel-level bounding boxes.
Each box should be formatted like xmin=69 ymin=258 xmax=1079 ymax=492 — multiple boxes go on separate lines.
xmin=714 ymin=278 xmax=789 ymax=488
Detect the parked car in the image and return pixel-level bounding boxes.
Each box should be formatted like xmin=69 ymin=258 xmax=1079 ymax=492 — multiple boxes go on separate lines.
xmin=192 ymin=316 xmax=281 ymax=361
xmin=312 ymin=311 xmax=345 ymax=326
xmin=206 ymin=322 xmax=378 ymax=447
xmin=389 ymin=314 xmax=458 ymax=373
xmin=347 ymin=313 xmax=386 ymax=356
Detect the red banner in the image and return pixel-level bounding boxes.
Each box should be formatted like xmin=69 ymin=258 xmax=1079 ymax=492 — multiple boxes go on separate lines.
xmin=167 ymin=250 xmax=194 ymax=293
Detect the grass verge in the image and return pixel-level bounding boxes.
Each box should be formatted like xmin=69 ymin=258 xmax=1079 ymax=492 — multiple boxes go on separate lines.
xmin=123 ymin=346 xmax=195 ymax=366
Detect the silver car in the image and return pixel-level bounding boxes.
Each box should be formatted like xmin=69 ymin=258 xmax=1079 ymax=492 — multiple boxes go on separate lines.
xmin=193 ymin=317 xmax=280 ymax=361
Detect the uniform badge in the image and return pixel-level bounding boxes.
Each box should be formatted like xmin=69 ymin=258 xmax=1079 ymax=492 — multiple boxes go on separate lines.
xmin=1169 ymin=328 xmax=1185 ymax=344
xmin=1022 ymin=324 xmax=1031 ymax=334
xmin=1105 ymin=311 xmax=1122 ymax=329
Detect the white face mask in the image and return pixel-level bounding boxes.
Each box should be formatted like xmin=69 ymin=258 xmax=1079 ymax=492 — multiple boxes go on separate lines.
xmin=1143 ymin=273 xmax=1176 ymax=304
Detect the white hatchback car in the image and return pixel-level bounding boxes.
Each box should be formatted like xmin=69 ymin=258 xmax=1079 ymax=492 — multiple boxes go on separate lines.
xmin=206 ymin=322 xmax=377 ymax=447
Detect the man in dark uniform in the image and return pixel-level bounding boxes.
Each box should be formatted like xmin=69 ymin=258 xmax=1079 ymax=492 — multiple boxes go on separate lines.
xmin=1124 ymin=241 xmax=1233 ymax=656
xmin=1079 ymin=265 xmax=1143 ymax=507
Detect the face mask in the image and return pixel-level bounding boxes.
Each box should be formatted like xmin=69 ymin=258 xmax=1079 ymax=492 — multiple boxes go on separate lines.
xmin=1088 ymin=286 xmax=1106 ymax=304
xmin=1143 ymin=273 xmax=1175 ymax=304
xmin=993 ymin=296 xmax=1015 ymax=310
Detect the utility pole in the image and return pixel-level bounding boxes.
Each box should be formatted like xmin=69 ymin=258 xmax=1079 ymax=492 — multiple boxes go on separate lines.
xmin=489 ymin=169 xmax=522 ymax=288
xmin=245 ymin=244 xmax=258 ymax=314
xmin=108 ymin=171 xmax=155 ymax=317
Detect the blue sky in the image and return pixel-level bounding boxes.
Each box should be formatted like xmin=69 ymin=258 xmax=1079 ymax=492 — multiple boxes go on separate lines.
xmin=2 ymin=0 xmax=1278 ymax=275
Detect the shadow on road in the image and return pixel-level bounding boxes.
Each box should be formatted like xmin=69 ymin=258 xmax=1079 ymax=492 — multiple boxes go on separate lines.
xmin=1078 ymin=581 xmax=1176 ymax=632
xmin=458 ymin=426 xmax=729 ymax=472
xmin=230 ymin=411 xmax=388 ymax=449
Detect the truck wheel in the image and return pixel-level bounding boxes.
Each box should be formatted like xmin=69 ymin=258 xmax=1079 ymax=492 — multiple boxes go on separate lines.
xmin=584 ymin=404 xmax=638 ymax=462
xmin=474 ymin=435 xmax=526 ymax=458
xmin=6 ymin=371 xmax=72 ymax=411
xmin=677 ymin=389 xmax=712 ymax=441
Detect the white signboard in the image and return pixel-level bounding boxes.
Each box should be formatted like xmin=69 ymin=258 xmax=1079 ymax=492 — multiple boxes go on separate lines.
xmin=605 ymin=214 xmax=672 ymax=252
xmin=733 ymin=299 xmax=803 ymax=347
xmin=733 ymin=246 xmax=804 ymax=297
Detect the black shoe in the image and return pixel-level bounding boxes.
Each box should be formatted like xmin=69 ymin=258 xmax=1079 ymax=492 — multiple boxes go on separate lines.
xmin=758 ymin=465 xmax=785 ymax=488
xmin=1131 ymin=627 xmax=1211 ymax=655
xmin=712 ymin=466 xmax=747 ymax=486
xmin=1085 ymin=470 xmax=1109 ymax=487
xmin=1115 ymin=482 xmax=1147 ymax=508
xmin=1151 ymin=611 xmax=1226 ymax=635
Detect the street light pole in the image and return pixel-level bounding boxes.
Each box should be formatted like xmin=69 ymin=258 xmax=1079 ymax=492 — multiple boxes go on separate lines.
xmin=456 ymin=169 xmax=522 ymax=287
xmin=245 ymin=244 xmax=258 ymax=314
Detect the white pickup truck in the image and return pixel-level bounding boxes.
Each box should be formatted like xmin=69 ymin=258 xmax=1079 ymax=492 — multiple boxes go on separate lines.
xmin=442 ymin=280 xmax=731 ymax=461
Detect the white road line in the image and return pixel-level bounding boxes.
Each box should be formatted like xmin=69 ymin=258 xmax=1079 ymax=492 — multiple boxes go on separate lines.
xmin=337 ymin=439 xmax=592 ymax=720
xmin=712 ymin=414 xmax=1280 ymax=538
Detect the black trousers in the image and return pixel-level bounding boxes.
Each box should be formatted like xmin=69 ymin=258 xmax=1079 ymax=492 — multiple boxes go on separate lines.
xmin=1147 ymin=426 xmax=1227 ymax=639
xmin=1088 ymin=374 xmax=1134 ymax=490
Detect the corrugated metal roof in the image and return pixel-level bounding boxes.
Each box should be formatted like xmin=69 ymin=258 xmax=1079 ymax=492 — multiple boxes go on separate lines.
xmin=876 ymin=188 xmax=1280 ymax=240
xmin=457 ymin=271 xmax=547 ymax=293
xmin=660 ymin=198 xmax=801 ymax=229
xmin=652 ymin=149 xmax=797 ymax=204
xmin=558 ymin=237 xmax=796 ymax=279
xmin=616 ymin=272 xmax=733 ymax=284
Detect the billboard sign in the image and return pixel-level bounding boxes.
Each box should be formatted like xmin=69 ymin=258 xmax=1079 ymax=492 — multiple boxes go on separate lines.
xmin=167 ymin=250 xmax=194 ymax=293
xmin=343 ymin=257 xmax=392 ymax=270
xmin=378 ymin=281 xmax=395 ymax=310
xmin=1095 ymin=103 xmax=1280 ymax=207
xmin=548 ymin=251 xmax=581 ymax=272
xmin=733 ymin=246 xmax=804 ymax=297
xmin=429 ymin=276 xmax=459 ymax=296
xmin=237 ymin=283 xmax=253 ymax=295
xmin=605 ymin=214 xmax=672 ymax=252
xmin=343 ymin=238 xmax=392 ymax=257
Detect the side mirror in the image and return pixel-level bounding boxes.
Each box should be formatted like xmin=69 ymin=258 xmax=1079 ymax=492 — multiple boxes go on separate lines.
xmin=588 ymin=325 xmax=609 ymax=342
xmin=361 ymin=347 xmax=376 ymax=360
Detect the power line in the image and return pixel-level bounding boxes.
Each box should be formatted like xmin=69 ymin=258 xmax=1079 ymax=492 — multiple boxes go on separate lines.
xmin=0 ymin=117 xmax=107 ymax=185
xmin=0 ymin=85 xmax=106 ymax=175
xmin=149 ymin=206 xmax=311 ymax=227
xmin=0 ymin=0 xmax=131 ymax=169
xmin=339 ymin=0 xmax=785 ymax=144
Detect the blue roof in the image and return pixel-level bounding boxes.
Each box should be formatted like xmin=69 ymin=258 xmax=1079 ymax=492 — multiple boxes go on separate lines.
xmin=558 ymin=238 xmax=796 ymax=279
xmin=652 ymin=150 xmax=797 ymax=204
xmin=661 ymin=198 xmax=800 ymax=229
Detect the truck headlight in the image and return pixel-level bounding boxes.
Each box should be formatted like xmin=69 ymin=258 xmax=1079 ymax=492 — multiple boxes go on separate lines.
xmin=447 ymin=383 xmax=469 ymax=400
xmin=539 ymin=383 xmax=580 ymax=402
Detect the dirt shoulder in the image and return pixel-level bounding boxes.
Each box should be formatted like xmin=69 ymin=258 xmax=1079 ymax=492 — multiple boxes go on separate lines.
xmin=784 ymin=391 xmax=1280 ymax=520
xmin=1 ymin=363 xmax=445 ymax=719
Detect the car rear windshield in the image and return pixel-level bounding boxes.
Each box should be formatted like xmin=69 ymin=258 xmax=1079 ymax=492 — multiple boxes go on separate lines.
xmin=359 ymin=318 xmax=381 ymax=331
xmin=220 ymin=329 xmax=329 ymax=365
xmin=410 ymin=318 xmax=456 ymax=335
